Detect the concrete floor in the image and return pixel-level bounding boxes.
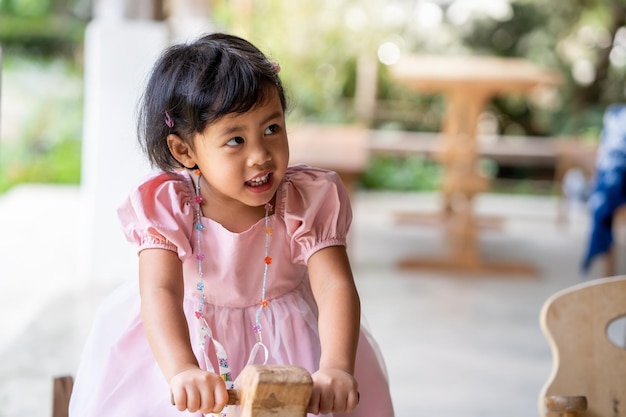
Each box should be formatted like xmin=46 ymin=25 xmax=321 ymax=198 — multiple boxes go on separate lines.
xmin=0 ymin=184 xmax=606 ymax=417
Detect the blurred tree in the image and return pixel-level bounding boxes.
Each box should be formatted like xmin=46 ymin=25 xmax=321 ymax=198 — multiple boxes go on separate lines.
xmin=573 ymin=1 xmax=625 ymax=105
xmin=460 ymin=0 xmax=626 ymax=138
xmin=0 ymin=0 xmax=87 ymax=56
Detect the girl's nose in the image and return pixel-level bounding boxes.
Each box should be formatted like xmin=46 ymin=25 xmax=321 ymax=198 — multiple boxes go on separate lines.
xmin=247 ymin=141 xmax=272 ymax=167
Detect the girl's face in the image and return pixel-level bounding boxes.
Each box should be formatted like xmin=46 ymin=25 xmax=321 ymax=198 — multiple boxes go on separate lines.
xmin=169 ymin=87 xmax=289 ymax=216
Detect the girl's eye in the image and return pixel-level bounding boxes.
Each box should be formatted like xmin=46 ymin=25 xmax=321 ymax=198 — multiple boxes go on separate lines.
xmin=265 ymin=124 xmax=279 ymax=135
xmin=226 ymin=136 xmax=245 ymax=147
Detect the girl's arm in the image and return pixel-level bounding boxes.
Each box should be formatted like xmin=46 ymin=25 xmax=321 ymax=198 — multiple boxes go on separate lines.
xmin=138 ymin=248 xmax=228 ymax=414
xmin=307 ymin=245 xmax=361 ymax=415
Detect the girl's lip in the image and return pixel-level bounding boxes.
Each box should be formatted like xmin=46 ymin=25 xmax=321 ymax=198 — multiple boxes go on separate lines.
xmin=245 ymin=172 xmax=274 ymax=193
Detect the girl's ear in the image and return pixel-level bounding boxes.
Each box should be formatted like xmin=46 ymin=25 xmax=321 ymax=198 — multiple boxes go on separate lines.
xmin=167 ymin=134 xmax=197 ymax=169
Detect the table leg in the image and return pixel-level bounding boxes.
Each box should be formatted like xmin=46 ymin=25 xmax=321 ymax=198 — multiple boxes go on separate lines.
xmin=397 ymin=90 xmax=536 ymax=276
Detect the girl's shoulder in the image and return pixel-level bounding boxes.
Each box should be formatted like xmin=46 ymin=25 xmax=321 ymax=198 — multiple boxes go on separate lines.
xmin=282 ymin=164 xmax=343 ymax=189
xmin=278 ymin=164 xmax=351 ymax=216
xmin=118 ymin=170 xmax=196 ymax=258
xmin=277 ymin=164 xmax=353 ymax=263
xmin=127 ymin=170 xmax=196 ymax=216
xmin=134 ymin=169 xmax=194 ymax=194
xmin=280 ymin=164 xmax=347 ymax=204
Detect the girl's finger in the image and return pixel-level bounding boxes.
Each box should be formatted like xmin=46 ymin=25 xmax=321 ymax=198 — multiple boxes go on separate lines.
xmin=186 ymin=388 xmax=201 ymax=413
xmin=198 ymin=385 xmax=220 ymax=415
xmin=211 ymin=385 xmax=229 ymax=413
xmin=307 ymin=389 xmax=321 ymax=415
xmin=171 ymin=389 xmax=187 ymax=412
xmin=318 ymin=390 xmax=334 ymax=415
xmin=345 ymin=390 xmax=360 ymax=413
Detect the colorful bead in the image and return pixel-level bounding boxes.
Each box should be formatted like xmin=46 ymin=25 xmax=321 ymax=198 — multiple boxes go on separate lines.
xmin=253 ymin=324 xmax=262 ymax=333
xmin=195 ymin=311 xmax=201 ymax=319
xmin=195 ymin=222 xmax=204 ymax=231
xmin=195 ymin=196 xmax=203 ymax=203
xmin=196 ymin=253 xmax=205 ymax=261
xmin=197 ymin=282 xmax=204 ymax=291
xmin=266 ymin=226 xmax=272 ymax=236
xmin=264 ymin=256 xmax=272 ymax=265
xmin=261 ymin=299 xmax=269 ymax=308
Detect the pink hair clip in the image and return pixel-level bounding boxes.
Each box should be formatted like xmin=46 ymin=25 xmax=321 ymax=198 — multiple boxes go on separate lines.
xmin=164 ymin=111 xmax=174 ymax=129
xmin=271 ymin=61 xmax=281 ymax=74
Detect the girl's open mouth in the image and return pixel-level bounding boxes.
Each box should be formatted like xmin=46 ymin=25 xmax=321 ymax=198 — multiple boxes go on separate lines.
xmin=245 ymin=173 xmax=270 ymax=186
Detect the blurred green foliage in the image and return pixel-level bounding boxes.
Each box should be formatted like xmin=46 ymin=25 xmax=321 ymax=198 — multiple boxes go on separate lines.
xmin=0 ymin=55 xmax=84 ymax=193
xmin=0 ymin=137 xmax=81 ymax=194
xmin=0 ymin=14 xmax=85 ymax=56
xmin=0 ymin=0 xmax=87 ymax=56
xmin=459 ymin=1 xmax=626 ymax=139
xmin=360 ymin=156 xmax=441 ymax=191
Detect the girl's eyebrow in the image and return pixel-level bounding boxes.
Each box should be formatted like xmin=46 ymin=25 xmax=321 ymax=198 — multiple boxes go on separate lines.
xmin=261 ymin=110 xmax=284 ymax=125
xmin=217 ymin=110 xmax=284 ymax=137
xmin=217 ymin=123 xmax=243 ymax=138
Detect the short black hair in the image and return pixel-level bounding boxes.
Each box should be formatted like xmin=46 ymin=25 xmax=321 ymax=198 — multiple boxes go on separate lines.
xmin=137 ymin=32 xmax=287 ymax=171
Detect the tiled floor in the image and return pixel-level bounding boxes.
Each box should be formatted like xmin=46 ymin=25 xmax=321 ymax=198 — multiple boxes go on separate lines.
xmin=0 ymin=184 xmax=604 ymax=417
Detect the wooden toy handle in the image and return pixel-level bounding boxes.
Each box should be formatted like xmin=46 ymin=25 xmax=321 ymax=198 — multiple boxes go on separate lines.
xmin=227 ymin=389 xmax=239 ymax=405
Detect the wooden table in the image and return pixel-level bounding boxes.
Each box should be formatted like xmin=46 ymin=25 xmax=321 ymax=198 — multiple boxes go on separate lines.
xmin=389 ymin=54 xmax=562 ymax=275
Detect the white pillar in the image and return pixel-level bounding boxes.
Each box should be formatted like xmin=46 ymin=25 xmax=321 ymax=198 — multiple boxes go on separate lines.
xmin=80 ymin=19 xmax=168 ymax=284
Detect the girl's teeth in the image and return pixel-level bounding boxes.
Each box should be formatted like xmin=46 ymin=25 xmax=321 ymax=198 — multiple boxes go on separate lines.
xmin=249 ymin=174 xmax=269 ymax=185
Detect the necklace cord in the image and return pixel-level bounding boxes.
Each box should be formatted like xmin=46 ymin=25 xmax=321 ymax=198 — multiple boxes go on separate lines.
xmin=193 ymin=172 xmax=271 ymax=392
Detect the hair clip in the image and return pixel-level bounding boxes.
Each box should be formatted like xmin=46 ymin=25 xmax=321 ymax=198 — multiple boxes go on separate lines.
xmin=164 ymin=111 xmax=174 ymax=129
xmin=271 ymin=61 xmax=281 ymax=74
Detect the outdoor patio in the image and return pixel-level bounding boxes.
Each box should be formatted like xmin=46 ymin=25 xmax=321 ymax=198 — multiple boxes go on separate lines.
xmin=0 ymin=182 xmax=604 ymax=417
xmin=1 ymin=1 xmax=624 ymax=416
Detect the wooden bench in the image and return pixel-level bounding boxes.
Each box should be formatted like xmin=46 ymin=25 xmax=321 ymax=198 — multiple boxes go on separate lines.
xmin=288 ymin=125 xmax=598 ymax=203
xmin=369 ymin=130 xmax=597 ymax=218
xmin=368 ymin=130 xmax=595 ymax=171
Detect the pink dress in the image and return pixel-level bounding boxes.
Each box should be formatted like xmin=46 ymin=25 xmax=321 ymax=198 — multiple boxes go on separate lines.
xmin=69 ymin=165 xmax=394 ymax=417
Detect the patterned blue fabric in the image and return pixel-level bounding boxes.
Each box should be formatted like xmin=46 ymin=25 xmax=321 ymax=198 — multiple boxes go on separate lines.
xmin=582 ymin=104 xmax=626 ymax=272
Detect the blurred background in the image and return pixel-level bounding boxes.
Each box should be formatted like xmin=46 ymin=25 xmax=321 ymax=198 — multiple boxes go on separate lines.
xmin=1 ymin=1 xmax=626 ymax=417
xmin=1 ymin=0 xmax=625 ymax=194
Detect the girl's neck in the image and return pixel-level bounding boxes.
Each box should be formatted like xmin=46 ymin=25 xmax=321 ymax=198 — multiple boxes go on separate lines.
xmin=205 ymin=202 xmax=270 ymax=233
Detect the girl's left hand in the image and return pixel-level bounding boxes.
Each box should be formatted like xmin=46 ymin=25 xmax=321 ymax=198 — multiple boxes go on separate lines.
xmin=308 ymin=368 xmax=359 ymax=415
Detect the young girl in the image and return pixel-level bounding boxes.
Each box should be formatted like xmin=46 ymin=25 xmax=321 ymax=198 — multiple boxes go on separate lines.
xmin=69 ymin=32 xmax=394 ymax=417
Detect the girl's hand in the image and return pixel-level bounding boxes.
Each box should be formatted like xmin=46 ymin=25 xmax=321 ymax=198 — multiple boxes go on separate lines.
xmin=308 ymin=368 xmax=359 ymax=415
xmin=169 ymin=368 xmax=229 ymax=415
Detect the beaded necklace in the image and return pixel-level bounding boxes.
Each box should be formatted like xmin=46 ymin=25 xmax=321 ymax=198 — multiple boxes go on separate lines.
xmin=192 ymin=171 xmax=272 ymax=398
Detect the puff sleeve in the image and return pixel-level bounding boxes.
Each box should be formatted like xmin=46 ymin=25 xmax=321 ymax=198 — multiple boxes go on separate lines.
xmin=281 ymin=165 xmax=353 ymax=264
xmin=117 ymin=171 xmax=196 ymax=261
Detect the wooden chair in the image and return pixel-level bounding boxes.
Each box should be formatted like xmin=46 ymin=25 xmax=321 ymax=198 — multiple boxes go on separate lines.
xmin=52 ymin=376 xmax=74 ymax=417
xmin=539 ymin=275 xmax=626 ymax=417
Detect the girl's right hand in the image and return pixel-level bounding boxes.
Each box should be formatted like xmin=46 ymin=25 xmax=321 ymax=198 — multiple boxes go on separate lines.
xmin=170 ymin=368 xmax=229 ymax=414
